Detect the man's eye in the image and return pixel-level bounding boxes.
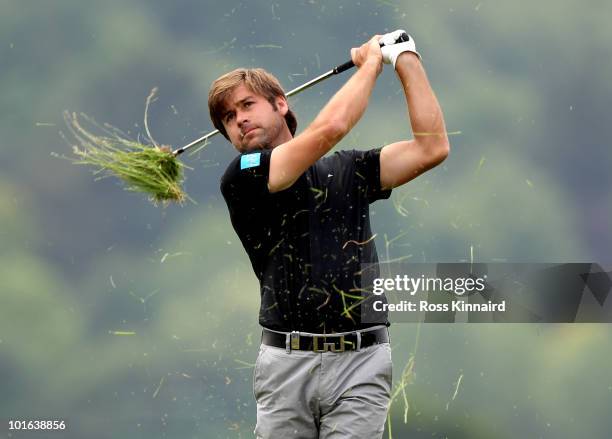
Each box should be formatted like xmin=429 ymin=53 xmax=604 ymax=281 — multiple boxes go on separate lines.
xmin=244 ymin=101 xmax=253 ymax=108
xmin=225 ymin=113 xmax=234 ymax=122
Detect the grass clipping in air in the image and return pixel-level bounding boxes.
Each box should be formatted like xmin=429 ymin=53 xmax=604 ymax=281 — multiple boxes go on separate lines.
xmin=63 ymin=88 xmax=189 ymax=205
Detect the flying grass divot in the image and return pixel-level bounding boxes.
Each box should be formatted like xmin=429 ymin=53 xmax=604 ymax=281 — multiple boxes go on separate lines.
xmin=64 ymin=111 xmax=187 ymax=205
xmin=63 ymin=87 xmax=195 ymax=205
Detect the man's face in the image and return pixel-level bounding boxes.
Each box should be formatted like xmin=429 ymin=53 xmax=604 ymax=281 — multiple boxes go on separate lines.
xmin=221 ymin=84 xmax=290 ymax=153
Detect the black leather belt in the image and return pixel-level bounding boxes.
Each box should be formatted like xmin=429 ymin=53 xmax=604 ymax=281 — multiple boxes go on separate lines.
xmin=261 ymin=327 xmax=389 ymax=352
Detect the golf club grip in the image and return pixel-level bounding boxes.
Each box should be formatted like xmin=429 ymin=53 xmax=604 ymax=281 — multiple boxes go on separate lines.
xmin=333 ymin=60 xmax=355 ymax=74
xmin=332 ymin=32 xmax=408 ymax=76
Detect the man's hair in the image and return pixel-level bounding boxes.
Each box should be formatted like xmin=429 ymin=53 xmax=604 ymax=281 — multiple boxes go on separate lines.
xmin=208 ymin=68 xmax=297 ymax=141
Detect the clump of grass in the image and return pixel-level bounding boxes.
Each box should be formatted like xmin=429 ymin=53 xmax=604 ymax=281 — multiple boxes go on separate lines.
xmin=62 ymin=88 xmax=191 ymax=205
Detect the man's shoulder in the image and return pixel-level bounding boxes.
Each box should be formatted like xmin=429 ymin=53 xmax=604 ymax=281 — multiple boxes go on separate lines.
xmin=221 ymin=153 xmax=242 ymax=177
xmin=220 ymin=150 xmax=270 ymax=191
xmin=220 ymin=154 xmax=241 ymax=195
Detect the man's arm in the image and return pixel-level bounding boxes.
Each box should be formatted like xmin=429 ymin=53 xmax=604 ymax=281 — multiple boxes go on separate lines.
xmin=268 ymin=36 xmax=383 ymax=193
xmin=379 ymin=52 xmax=450 ymax=190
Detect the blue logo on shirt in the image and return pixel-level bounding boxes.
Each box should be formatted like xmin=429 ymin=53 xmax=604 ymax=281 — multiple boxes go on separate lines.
xmin=240 ymin=152 xmax=261 ymax=170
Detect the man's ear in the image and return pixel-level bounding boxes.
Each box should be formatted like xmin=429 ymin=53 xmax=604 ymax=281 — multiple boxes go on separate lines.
xmin=275 ymin=95 xmax=289 ymax=117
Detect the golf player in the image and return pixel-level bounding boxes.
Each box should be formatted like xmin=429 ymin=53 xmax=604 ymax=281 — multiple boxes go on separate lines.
xmin=209 ymin=31 xmax=449 ymax=438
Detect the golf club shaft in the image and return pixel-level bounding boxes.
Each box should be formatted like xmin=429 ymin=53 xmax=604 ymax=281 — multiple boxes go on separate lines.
xmin=173 ymin=33 xmax=408 ymax=156
xmin=172 ymin=60 xmax=354 ymax=156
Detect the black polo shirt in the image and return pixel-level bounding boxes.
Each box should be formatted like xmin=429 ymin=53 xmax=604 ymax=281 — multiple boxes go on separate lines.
xmin=220 ymin=147 xmax=391 ymax=332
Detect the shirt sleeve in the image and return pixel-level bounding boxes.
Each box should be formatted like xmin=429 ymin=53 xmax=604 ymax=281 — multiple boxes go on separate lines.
xmin=353 ymin=147 xmax=392 ymax=203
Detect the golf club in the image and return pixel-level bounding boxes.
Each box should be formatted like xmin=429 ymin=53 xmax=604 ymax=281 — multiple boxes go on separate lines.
xmin=172 ymin=32 xmax=410 ymax=156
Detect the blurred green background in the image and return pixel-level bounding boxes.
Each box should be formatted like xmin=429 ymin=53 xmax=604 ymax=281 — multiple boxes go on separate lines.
xmin=1 ymin=0 xmax=611 ymax=438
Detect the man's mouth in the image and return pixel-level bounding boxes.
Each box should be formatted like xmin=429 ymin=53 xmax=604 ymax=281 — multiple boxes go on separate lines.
xmin=241 ymin=127 xmax=257 ymax=137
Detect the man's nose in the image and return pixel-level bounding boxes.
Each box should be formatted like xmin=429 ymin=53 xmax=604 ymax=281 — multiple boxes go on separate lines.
xmin=237 ymin=110 xmax=249 ymax=126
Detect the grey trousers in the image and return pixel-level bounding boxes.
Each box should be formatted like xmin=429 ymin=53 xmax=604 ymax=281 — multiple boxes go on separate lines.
xmin=252 ymin=335 xmax=392 ymax=438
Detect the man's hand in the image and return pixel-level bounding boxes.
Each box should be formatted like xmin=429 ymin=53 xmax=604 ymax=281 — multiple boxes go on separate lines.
xmin=350 ymin=35 xmax=383 ymax=75
xmin=380 ymin=30 xmax=421 ymax=69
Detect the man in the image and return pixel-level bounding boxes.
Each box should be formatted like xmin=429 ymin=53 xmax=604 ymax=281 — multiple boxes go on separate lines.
xmin=209 ymin=30 xmax=449 ymax=439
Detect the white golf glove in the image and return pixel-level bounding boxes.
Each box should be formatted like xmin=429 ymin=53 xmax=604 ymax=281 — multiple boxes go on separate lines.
xmin=379 ymin=30 xmax=421 ymax=68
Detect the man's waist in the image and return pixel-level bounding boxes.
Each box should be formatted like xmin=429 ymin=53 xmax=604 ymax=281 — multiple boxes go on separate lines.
xmin=261 ymin=325 xmax=389 ymax=352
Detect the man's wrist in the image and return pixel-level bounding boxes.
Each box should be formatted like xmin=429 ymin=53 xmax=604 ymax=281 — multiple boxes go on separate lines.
xmin=396 ymin=51 xmax=420 ymax=66
xmin=394 ymin=52 xmax=421 ymax=73
xmin=362 ymin=58 xmax=383 ymax=75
